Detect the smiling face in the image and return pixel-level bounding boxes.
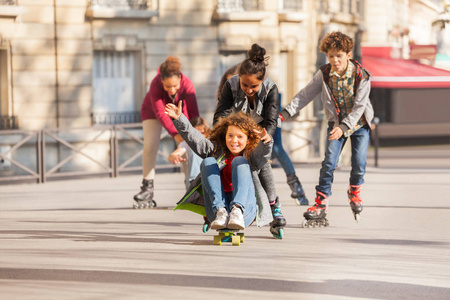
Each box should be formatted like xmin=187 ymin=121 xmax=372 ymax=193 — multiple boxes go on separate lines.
xmin=326 ymin=49 xmax=352 ymax=76
xmin=239 ymin=74 xmax=263 ymax=100
xmin=161 ymin=75 xmax=181 ymax=97
xmin=225 ymin=125 xmax=249 ymax=156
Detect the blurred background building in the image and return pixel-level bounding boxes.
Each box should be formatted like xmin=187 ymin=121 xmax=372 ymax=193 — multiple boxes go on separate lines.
xmin=1 ymin=0 xmax=449 ymax=181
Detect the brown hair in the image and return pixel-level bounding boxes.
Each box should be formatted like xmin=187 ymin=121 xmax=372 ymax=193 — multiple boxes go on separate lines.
xmin=239 ymin=44 xmax=269 ymax=81
xmin=319 ymin=31 xmax=354 ymax=54
xmin=217 ymin=64 xmax=240 ymax=99
xmin=189 ymin=116 xmax=210 ymax=135
xmin=208 ymin=112 xmax=261 ymax=158
xmin=160 ymin=56 xmax=181 ymax=79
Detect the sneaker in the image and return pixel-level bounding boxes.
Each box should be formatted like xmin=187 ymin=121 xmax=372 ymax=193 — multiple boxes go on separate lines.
xmin=227 ymin=205 xmax=245 ymax=230
xmin=210 ymin=207 xmax=228 ymax=230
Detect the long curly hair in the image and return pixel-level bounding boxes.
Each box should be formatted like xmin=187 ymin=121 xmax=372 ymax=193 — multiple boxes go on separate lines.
xmin=208 ymin=112 xmax=261 ymax=159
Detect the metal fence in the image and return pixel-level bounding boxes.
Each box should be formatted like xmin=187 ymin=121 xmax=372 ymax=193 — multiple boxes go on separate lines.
xmin=89 ymin=0 xmax=151 ymax=9
xmin=216 ymin=0 xmax=263 ymax=13
xmin=92 ymin=112 xmax=141 ymax=125
xmin=281 ymin=0 xmax=303 ymax=10
xmin=0 ymin=124 xmax=178 ymax=184
xmin=0 ymin=0 xmax=17 ymax=5
xmin=0 ymin=115 xmax=19 ymax=130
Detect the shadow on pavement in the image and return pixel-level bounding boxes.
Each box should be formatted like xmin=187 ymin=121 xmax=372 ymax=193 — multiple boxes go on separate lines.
xmin=1 ymin=268 xmax=448 ymax=299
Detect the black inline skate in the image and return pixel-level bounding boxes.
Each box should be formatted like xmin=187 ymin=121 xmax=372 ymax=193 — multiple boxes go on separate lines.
xmin=269 ymin=197 xmax=286 ymax=239
xmin=302 ymin=191 xmax=329 ymax=228
xmin=133 ymin=179 xmax=157 ymax=209
xmin=348 ymin=185 xmax=363 ymax=222
xmin=287 ymin=174 xmax=309 ymax=206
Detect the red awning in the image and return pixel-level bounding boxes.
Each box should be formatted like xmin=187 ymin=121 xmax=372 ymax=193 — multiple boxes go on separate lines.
xmin=362 ymin=56 xmax=450 ymax=89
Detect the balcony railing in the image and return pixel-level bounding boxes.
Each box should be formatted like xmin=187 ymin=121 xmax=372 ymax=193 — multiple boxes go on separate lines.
xmin=0 ymin=0 xmax=17 ymax=5
xmin=281 ymin=0 xmax=302 ymax=11
xmin=89 ymin=0 xmax=151 ymax=10
xmin=0 ymin=115 xmax=19 ymax=130
xmin=92 ymin=112 xmax=141 ymax=125
xmin=216 ymin=0 xmax=263 ymax=13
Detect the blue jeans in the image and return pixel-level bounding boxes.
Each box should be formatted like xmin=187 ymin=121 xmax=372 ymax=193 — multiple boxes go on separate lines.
xmin=316 ymin=125 xmax=370 ymax=197
xmin=273 ymin=126 xmax=295 ymax=176
xmin=201 ymin=156 xmax=257 ymax=228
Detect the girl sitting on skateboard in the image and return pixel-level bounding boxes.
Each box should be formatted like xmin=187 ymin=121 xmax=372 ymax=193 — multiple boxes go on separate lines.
xmin=165 ymin=101 xmax=274 ymax=230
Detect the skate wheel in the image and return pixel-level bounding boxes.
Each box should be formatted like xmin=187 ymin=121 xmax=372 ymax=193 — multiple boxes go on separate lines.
xmin=277 ymin=228 xmax=284 ymax=239
xmin=213 ymin=235 xmax=221 ymax=245
xmin=354 ymin=213 xmax=361 ymax=223
xmin=151 ymin=200 xmax=157 ymax=208
xmin=202 ymin=223 xmax=210 ymax=233
xmin=133 ymin=203 xmax=138 ymax=209
xmin=301 ymin=219 xmax=308 ymax=228
xmin=271 ymin=228 xmax=284 ymax=239
xmin=231 ymin=235 xmax=240 ymax=246
xmin=294 ymin=198 xmax=301 ymax=206
xmin=238 ymin=232 xmax=245 ymax=243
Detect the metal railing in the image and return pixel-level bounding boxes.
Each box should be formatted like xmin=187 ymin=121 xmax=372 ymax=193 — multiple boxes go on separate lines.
xmin=89 ymin=0 xmax=151 ymax=9
xmin=114 ymin=123 xmax=177 ymax=177
xmin=41 ymin=126 xmax=115 ymax=182
xmin=0 ymin=0 xmax=17 ymax=5
xmin=92 ymin=112 xmax=141 ymax=125
xmin=281 ymin=0 xmax=303 ymax=11
xmin=216 ymin=0 xmax=263 ymax=13
xmin=0 ymin=124 xmax=177 ymax=184
xmin=0 ymin=115 xmax=19 ymax=130
xmin=0 ymin=130 xmax=41 ymax=183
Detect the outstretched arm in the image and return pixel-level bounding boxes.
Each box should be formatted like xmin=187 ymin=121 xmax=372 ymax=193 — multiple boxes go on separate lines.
xmin=165 ymin=100 xmax=183 ymax=119
xmin=253 ymin=128 xmax=272 ymax=144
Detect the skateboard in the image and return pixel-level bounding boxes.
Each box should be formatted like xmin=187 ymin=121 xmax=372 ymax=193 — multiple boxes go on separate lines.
xmin=213 ymin=229 xmax=244 ymax=246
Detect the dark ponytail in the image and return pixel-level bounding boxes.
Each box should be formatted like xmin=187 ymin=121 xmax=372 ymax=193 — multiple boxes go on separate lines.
xmin=160 ymin=56 xmax=181 ymax=80
xmin=239 ymin=44 xmax=269 ymax=81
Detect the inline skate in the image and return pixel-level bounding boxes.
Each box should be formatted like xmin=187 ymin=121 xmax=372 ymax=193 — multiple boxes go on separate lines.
xmin=302 ymin=191 xmax=329 ymax=228
xmin=269 ymin=197 xmax=286 ymax=239
xmin=133 ymin=179 xmax=157 ymax=209
xmin=348 ymin=185 xmax=363 ymax=222
xmin=287 ymin=174 xmax=309 ymax=206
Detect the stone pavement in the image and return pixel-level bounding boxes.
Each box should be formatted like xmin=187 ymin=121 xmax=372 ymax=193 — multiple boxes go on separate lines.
xmin=0 ymin=145 xmax=449 ymax=299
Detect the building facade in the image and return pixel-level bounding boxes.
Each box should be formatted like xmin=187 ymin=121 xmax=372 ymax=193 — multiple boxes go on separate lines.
xmin=0 ymin=0 xmax=447 ymax=168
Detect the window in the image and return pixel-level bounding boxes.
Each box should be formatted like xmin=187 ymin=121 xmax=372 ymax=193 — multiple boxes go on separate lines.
xmin=92 ymin=50 xmax=142 ymax=124
xmin=218 ymin=51 xmax=246 ymax=84
xmin=279 ymin=0 xmax=302 ymax=11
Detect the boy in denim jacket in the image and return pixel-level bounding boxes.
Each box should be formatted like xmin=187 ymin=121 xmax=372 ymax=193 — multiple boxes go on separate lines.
xmin=280 ymin=31 xmax=374 ymax=226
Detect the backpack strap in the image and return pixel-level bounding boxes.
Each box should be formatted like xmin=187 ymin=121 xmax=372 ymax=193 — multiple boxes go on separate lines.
xmin=320 ymin=63 xmax=342 ymax=122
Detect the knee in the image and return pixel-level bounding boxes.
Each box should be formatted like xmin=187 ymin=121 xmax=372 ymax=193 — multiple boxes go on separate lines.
xmin=201 ymin=157 xmax=216 ymax=169
xmin=231 ymin=156 xmax=248 ymax=167
xmin=272 ymin=144 xmax=280 ymax=156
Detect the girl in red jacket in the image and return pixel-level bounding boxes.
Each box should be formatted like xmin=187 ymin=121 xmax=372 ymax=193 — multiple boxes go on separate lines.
xmin=133 ymin=56 xmax=199 ymax=208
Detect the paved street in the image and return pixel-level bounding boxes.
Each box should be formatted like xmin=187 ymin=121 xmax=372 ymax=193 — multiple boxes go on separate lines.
xmin=1 ymin=145 xmax=449 ymax=299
